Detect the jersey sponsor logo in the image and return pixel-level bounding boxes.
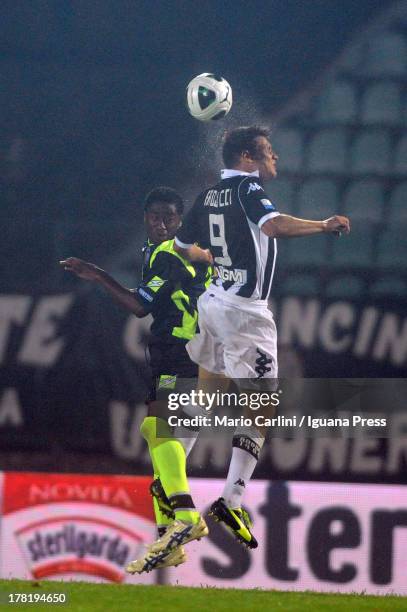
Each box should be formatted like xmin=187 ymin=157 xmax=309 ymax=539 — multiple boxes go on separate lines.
xmin=247 ymin=182 xmax=263 ymax=195
xmin=204 ymin=188 xmax=232 ymax=208
xmin=217 ymin=265 xmax=247 ymax=285
xmin=147 ymin=277 xmax=165 ymax=292
xmin=158 ymin=374 xmax=177 ymax=389
xmin=260 ymin=198 xmax=275 ymax=210
xmin=138 ymin=288 xmax=153 ymax=302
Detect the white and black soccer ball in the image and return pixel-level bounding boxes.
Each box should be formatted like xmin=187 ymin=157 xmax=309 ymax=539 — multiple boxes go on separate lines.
xmin=186 ymin=73 xmax=232 ymax=121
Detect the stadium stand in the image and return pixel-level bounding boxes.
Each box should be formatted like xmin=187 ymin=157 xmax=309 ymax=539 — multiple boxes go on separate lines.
xmin=271 ymin=128 xmax=304 ymax=172
xmin=360 ymin=82 xmax=402 ymax=125
xmin=316 ymin=81 xmax=357 ymax=124
xmin=370 ymin=277 xmax=407 ymax=298
xmin=351 ymin=129 xmax=391 ymax=175
xmin=377 ymin=227 xmax=407 ymax=269
xmin=389 ymin=182 xmax=407 ymax=225
xmin=325 ymin=275 xmax=365 ymax=299
xmin=268 ymin=177 xmax=295 ymax=213
xmin=287 ymin=234 xmax=330 ymax=267
xmin=364 ymin=33 xmax=407 ymax=76
xmin=308 ymin=128 xmax=348 ymax=174
xmin=394 ymin=134 xmax=407 ymax=174
xmin=342 ymin=179 xmax=384 ymax=222
xmin=281 ymin=274 xmax=320 ymax=297
xmin=273 ymin=4 xmax=407 ymax=300
xmin=297 ymin=178 xmax=339 ymax=218
xmin=332 ymin=222 xmax=375 ymax=267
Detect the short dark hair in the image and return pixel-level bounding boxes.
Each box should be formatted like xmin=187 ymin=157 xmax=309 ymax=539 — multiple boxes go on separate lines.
xmin=222 ymin=126 xmax=270 ymax=168
xmin=144 ymin=186 xmax=184 ymax=215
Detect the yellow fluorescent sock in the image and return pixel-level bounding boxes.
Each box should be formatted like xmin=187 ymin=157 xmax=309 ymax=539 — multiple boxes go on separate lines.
xmin=149 ymin=446 xmax=159 ymax=475
xmin=140 ymin=416 xmax=172 ymax=448
xmin=152 ymin=495 xmax=172 ymax=528
xmin=141 ymin=416 xmax=198 ymax=523
xmin=140 ymin=417 xmax=175 ymax=528
xmin=151 ymin=439 xmax=189 ymax=498
xmin=175 ymin=509 xmax=200 ymax=524
xmin=141 ymin=415 xmax=190 ymax=497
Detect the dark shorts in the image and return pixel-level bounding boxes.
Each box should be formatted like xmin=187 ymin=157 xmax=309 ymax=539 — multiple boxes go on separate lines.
xmin=147 ymin=340 xmax=198 ymax=403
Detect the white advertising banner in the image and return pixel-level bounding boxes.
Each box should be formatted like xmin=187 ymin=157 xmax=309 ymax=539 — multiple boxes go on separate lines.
xmin=166 ymin=479 xmax=407 ymax=595
xmin=1 ymin=473 xmax=406 ymax=594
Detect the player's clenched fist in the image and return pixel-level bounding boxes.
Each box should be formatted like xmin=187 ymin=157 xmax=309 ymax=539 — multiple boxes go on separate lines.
xmin=322 ymin=215 xmax=351 ymax=235
xmin=59 ymin=257 xmax=103 ymax=281
xmin=202 ymin=249 xmax=214 ymax=265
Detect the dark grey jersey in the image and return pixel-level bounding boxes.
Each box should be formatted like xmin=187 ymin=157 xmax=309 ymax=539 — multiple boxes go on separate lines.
xmin=176 ymin=171 xmax=280 ymax=301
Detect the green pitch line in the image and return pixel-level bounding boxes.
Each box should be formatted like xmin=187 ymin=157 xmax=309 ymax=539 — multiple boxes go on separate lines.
xmin=0 ymin=580 xmax=405 ymax=611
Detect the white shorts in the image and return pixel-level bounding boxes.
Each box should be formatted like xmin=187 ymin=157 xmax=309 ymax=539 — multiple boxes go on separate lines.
xmin=186 ymin=291 xmax=278 ymax=382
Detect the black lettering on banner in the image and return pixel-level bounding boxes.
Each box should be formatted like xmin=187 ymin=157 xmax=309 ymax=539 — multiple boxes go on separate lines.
xmin=26 ymin=527 xmax=129 ymax=566
xmin=259 ymin=483 xmax=301 ymax=580
xmin=370 ymin=510 xmax=407 ymax=585
xmin=307 ymin=508 xmax=360 ymax=583
xmin=201 ymin=509 xmax=250 ymax=579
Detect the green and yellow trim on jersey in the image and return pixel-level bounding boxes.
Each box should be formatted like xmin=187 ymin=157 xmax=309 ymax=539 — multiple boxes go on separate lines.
xmin=136 ymin=238 xmax=212 ymax=343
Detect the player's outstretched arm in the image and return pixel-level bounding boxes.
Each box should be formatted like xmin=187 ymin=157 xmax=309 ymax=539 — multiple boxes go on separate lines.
xmin=174 ymin=243 xmax=214 ymax=265
xmin=261 ymin=214 xmax=350 ymax=238
xmin=59 ymin=257 xmax=147 ymax=317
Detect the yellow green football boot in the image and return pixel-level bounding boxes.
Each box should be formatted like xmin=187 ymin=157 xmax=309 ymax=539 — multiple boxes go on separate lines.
xmin=209 ymin=497 xmax=258 ymax=549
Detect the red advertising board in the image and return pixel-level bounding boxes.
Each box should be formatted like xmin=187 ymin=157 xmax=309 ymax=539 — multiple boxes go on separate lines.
xmin=1 ymin=473 xmax=156 ymax=584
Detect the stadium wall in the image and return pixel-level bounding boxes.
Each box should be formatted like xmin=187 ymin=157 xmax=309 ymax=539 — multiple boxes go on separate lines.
xmin=1 ymin=291 xmax=406 ymax=483
xmin=0 ymin=472 xmax=406 ymax=595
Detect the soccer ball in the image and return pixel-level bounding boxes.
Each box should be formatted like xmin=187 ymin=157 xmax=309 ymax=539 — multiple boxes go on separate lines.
xmin=186 ymin=73 xmax=232 ymax=121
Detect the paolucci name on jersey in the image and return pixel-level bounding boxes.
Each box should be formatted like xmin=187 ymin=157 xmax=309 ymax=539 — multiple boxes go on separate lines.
xmin=176 ymin=171 xmax=279 ymax=301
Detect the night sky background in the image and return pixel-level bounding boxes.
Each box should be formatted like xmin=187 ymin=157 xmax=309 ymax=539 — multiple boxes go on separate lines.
xmin=0 ymin=0 xmax=389 ymax=288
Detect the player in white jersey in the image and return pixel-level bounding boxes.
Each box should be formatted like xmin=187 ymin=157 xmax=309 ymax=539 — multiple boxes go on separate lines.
xmin=148 ymin=125 xmax=350 ymax=551
xmin=175 ymin=126 xmax=351 ymax=547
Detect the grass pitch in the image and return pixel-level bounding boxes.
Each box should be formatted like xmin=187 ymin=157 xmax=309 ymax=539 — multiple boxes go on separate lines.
xmin=0 ymin=580 xmax=405 ymax=611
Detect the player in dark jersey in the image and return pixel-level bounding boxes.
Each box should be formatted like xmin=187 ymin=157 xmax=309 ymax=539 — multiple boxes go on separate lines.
xmin=166 ymin=126 xmax=350 ymax=549
xmin=60 ymin=186 xmax=211 ymax=572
